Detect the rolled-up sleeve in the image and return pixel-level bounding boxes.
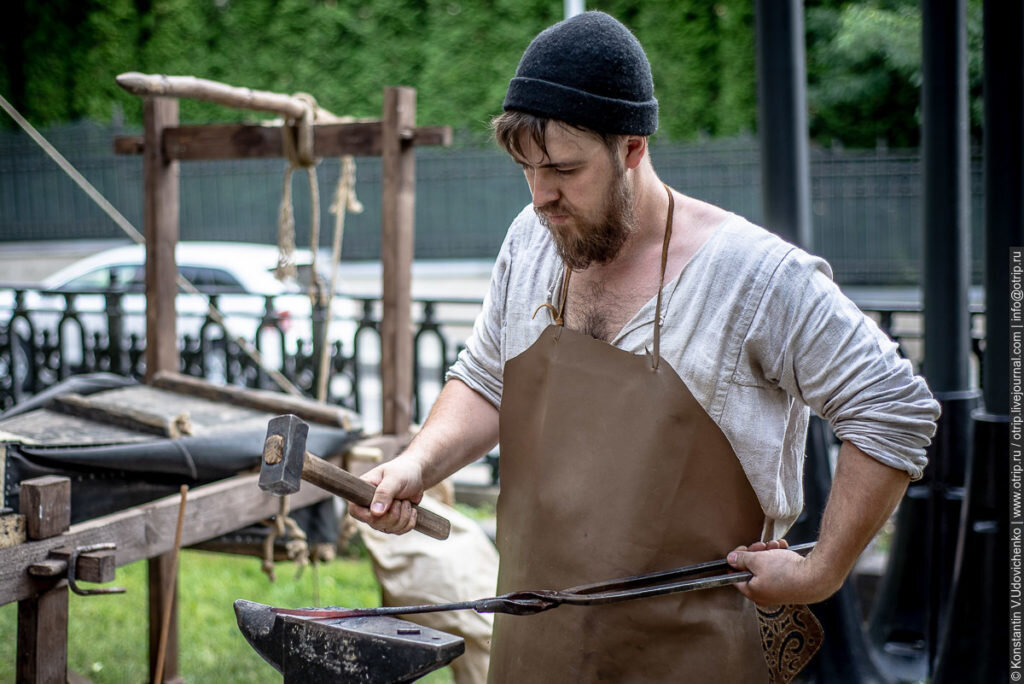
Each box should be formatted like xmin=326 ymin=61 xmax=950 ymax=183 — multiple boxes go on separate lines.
xmin=745 ymin=251 xmax=940 ymax=480
xmin=445 ymin=226 xmax=515 ymax=409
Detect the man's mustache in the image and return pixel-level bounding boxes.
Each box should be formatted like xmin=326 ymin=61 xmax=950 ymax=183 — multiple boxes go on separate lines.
xmin=535 ymin=202 xmax=572 ymax=219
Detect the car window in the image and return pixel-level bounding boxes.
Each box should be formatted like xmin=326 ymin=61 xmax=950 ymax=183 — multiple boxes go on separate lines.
xmin=179 ymin=266 xmax=247 ymax=294
xmin=57 ymin=265 xmax=142 ymax=292
xmin=294 ymin=263 xmax=327 ymax=291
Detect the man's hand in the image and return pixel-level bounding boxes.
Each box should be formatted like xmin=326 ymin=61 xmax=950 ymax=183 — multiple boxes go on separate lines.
xmin=727 ymin=540 xmax=843 ymax=606
xmin=347 ymin=378 xmax=500 ymax=535
xmin=348 ymin=456 xmax=426 ymax=535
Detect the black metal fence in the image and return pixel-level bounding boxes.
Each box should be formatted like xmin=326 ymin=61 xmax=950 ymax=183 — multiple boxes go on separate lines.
xmin=1 ymin=283 xmax=985 ymax=419
xmin=0 ymin=123 xmax=986 ymax=286
xmin=0 ymin=285 xmax=482 ymax=427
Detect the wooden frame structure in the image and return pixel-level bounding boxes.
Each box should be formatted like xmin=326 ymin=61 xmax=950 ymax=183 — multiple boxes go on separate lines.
xmin=118 ymin=85 xmax=451 ymax=438
xmin=3 ymin=85 xmax=451 ymax=683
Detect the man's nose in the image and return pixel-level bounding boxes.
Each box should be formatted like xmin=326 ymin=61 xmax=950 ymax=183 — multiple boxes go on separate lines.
xmin=531 ymin=170 xmax=559 ymax=207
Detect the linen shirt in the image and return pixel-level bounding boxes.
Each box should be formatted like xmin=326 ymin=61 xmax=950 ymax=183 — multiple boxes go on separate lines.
xmin=448 ymin=205 xmax=940 ymax=535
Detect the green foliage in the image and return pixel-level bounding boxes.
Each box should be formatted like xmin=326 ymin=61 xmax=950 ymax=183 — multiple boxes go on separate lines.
xmin=592 ymin=0 xmax=757 ymax=140
xmin=0 ymin=549 xmax=454 ymax=683
xmin=806 ymin=0 xmax=984 ymax=147
xmin=0 ymin=0 xmax=985 ymax=147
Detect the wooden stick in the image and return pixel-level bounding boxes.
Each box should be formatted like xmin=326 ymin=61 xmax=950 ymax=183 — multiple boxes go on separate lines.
xmin=49 ymin=393 xmax=192 ymax=439
xmin=117 ymin=73 xmax=313 ymax=120
xmin=154 ymin=485 xmax=188 ymax=684
xmin=150 ymin=371 xmax=357 ymax=430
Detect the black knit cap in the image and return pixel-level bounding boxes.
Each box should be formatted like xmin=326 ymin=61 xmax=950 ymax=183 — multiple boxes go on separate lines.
xmin=503 ymin=11 xmax=658 ymax=136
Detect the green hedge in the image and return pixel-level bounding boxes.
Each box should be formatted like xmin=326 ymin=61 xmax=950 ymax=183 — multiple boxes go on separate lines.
xmin=0 ymin=1 xmax=981 ymax=146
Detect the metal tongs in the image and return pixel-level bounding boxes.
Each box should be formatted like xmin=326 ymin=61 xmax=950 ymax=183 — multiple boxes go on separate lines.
xmin=272 ymin=541 xmax=816 ymax=621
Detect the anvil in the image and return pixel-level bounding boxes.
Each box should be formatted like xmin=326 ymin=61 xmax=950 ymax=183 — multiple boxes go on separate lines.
xmin=234 ymin=599 xmax=464 ymax=683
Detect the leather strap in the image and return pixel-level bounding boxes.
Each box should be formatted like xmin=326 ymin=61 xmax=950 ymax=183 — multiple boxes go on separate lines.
xmin=652 ymin=183 xmax=674 ymax=370
xmin=539 ymin=183 xmax=676 ymax=370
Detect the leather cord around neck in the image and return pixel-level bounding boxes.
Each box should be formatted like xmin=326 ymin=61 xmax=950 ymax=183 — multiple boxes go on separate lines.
xmin=537 ymin=183 xmax=676 ymax=367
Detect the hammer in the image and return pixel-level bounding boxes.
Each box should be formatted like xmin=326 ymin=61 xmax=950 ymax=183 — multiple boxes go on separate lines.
xmin=259 ymin=414 xmax=451 ymax=540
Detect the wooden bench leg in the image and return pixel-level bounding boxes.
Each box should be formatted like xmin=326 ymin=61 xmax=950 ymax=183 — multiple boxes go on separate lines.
xmin=17 ymin=583 xmax=69 ymax=683
xmin=148 ymin=553 xmax=183 ymax=684
xmin=17 ymin=475 xmax=72 ymax=683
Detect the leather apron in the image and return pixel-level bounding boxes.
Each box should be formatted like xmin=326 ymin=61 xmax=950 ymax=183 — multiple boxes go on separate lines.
xmin=490 ymin=188 xmax=770 ymax=682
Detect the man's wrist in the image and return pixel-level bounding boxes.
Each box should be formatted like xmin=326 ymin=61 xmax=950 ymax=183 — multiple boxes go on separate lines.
xmin=800 ymin=549 xmax=849 ymax=602
xmin=400 ymin=445 xmax=436 ymax=489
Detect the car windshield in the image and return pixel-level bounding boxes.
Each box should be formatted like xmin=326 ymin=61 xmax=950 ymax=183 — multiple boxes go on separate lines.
xmin=54 ymin=264 xmax=259 ymax=295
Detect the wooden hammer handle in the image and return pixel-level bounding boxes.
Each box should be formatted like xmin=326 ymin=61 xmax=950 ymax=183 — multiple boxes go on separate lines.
xmin=302 ymin=453 xmax=451 ymax=540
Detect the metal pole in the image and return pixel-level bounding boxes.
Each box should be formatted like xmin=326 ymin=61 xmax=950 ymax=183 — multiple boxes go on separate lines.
xmin=864 ymin=7 xmax=974 ymax=668
xmin=564 ymin=0 xmax=584 ymax=20
xmin=754 ymin=0 xmax=812 ymax=248
xmin=919 ymin=0 xmax=978 ymax=674
xmin=932 ymin=0 xmax=1022 ymax=680
xmin=754 ymin=3 xmax=886 ymax=681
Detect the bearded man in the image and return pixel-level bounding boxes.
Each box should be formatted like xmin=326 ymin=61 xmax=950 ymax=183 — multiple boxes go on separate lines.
xmin=351 ymin=11 xmax=940 ymax=682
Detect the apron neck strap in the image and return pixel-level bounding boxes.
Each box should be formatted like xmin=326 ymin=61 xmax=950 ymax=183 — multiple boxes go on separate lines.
xmin=652 ymin=183 xmax=675 ymax=369
xmin=532 ymin=267 xmax=571 ymax=326
xmin=535 ymin=183 xmax=676 ymax=355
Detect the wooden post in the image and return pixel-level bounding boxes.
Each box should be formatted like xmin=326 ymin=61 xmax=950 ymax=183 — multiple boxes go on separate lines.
xmin=143 ymin=96 xmax=183 ymax=684
xmin=17 ymin=585 xmax=68 ymax=683
xmin=148 ymin=552 xmax=181 ymax=684
xmin=379 ymin=87 xmax=416 ymax=436
xmin=143 ymin=96 xmax=180 ymax=381
xmin=16 ymin=476 xmax=71 ymax=684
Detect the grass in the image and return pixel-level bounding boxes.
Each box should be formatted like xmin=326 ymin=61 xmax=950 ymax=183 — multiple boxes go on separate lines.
xmin=1 ymin=549 xmax=454 ymax=683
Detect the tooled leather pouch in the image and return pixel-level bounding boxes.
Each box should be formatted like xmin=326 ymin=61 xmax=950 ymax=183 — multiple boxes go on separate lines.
xmin=757 ymin=603 xmax=824 ymax=684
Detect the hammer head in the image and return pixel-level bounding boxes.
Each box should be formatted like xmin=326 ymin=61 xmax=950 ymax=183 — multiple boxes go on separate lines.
xmin=259 ymin=414 xmax=309 ymax=496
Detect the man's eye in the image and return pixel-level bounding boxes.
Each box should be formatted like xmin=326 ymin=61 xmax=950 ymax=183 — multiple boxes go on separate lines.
xmin=555 ymin=167 xmax=575 ymax=175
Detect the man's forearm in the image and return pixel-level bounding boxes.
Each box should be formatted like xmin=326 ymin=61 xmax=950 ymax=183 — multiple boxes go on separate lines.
xmin=404 ymin=378 xmax=500 ymax=488
xmin=730 ymin=440 xmax=911 ymax=605
xmin=807 ymin=440 xmax=911 ymax=595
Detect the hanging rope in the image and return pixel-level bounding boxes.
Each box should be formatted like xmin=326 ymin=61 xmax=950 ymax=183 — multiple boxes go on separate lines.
xmin=260 ymin=494 xmax=310 ymax=582
xmin=315 ymin=155 xmax=363 ymax=401
xmin=276 ymin=93 xmax=319 ymax=282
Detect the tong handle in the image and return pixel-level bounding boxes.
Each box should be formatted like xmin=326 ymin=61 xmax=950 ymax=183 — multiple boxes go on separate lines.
xmin=564 ymin=541 xmax=817 ymax=596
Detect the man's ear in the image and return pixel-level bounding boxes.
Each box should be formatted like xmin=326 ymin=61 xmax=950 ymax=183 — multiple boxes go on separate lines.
xmin=623 ymin=136 xmax=647 ymax=169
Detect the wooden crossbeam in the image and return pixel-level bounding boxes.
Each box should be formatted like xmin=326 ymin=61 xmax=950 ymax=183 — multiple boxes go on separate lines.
xmin=113 ymin=122 xmax=452 ymax=161
xmin=0 ymin=470 xmax=332 ymax=606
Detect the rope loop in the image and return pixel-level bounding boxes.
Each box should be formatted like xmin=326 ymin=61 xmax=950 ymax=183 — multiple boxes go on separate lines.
xmin=276 ymin=93 xmax=320 ymax=282
xmin=283 ymin=93 xmax=318 ymax=168
xmin=260 ymin=495 xmax=310 ymax=582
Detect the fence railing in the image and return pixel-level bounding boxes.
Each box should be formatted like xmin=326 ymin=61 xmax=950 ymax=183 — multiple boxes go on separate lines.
xmin=0 ymin=284 xmax=985 ymax=421
xmin=0 ymin=285 xmax=482 ymax=431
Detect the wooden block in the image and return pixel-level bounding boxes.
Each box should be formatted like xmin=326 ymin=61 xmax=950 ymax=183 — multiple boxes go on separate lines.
xmin=0 ymin=513 xmax=26 ymax=549
xmin=50 ymin=547 xmax=117 ymax=584
xmin=28 ymin=559 xmax=67 ymax=578
xmin=19 ymin=476 xmax=71 ymax=540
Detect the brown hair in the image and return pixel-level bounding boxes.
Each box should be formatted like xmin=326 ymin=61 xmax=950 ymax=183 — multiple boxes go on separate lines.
xmin=491 ymin=110 xmax=625 ymax=161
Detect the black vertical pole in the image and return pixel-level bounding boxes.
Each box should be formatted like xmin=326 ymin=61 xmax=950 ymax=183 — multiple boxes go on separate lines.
xmin=865 ymin=6 xmax=976 ymax=676
xmin=755 ymin=2 xmax=887 ymax=681
xmin=919 ymin=0 xmax=979 ymax=674
xmin=932 ymin=1 xmax=1022 ymax=681
xmin=755 ymin=0 xmax=811 ymax=248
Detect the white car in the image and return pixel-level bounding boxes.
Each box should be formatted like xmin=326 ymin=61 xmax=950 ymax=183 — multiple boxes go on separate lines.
xmin=1 ymin=242 xmax=329 ymax=383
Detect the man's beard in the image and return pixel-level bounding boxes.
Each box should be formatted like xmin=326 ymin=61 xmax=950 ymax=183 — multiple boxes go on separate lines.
xmin=535 ymin=166 xmax=636 ymax=271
